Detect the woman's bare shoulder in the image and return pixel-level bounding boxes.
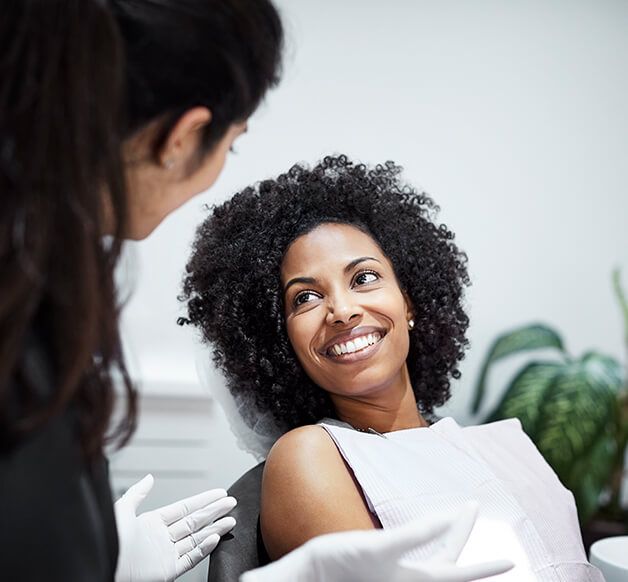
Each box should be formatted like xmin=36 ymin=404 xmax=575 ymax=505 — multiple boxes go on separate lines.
xmin=266 ymin=424 xmax=337 ymax=468
xmin=260 ymin=424 xmax=376 ymax=560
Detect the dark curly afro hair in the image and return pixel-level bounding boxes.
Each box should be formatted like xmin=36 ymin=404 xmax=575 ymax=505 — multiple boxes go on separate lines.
xmin=180 ymin=155 xmax=470 ymax=435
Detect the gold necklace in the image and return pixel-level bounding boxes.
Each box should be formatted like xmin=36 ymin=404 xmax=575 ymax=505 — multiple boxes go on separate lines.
xmin=352 ymin=426 xmax=387 ymax=438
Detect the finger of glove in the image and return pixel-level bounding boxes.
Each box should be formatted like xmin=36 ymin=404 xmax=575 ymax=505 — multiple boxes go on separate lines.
xmin=400 ymin=559 xmax=514 ymax=582
xmin=453 ymin=559 xmax=514 ymax=580
xmin=158 ymin=487 xmax=229 ymax=525
xmin=430 ymin=501 xmax=479 ymax=563
xmin=377 ymin=511 xmax=455 ymax=556
xmin=168 ymin=496 xmax=237 ymax=542
xmin=175 ymin=533 xmax=220 ymax=578
xmin=174 ymin=516 xmax=236 ymax=557
xmin=118 ymin=474 xmax=154 ymax=511
xmin=238 ymin=549 xmax=311 ymax=582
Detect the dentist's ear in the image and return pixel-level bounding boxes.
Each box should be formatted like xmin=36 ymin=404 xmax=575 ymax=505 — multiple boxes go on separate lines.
xmin=157 ymin=106 xmax=212 ymax=171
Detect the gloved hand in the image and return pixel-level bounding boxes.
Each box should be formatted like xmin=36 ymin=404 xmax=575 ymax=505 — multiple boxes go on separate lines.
xmin=115 ymin=474 xmax=237 ymax=582
xmin=240 ymin=502 xmax=513 ymax=582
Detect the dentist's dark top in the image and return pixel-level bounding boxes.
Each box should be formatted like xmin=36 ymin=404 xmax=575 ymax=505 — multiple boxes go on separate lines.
xmin=0 ymin=321 xmax=118 ymax=581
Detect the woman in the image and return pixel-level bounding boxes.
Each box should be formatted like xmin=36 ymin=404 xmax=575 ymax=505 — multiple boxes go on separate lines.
xmin=181 ymin=155 xmax=603 ymax=580
xmin=0 ymin=1 xmax=281 ymax=580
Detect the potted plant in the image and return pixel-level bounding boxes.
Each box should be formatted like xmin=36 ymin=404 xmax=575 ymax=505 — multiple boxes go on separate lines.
xmin=471 ymin=269 xmax=628 ymax=544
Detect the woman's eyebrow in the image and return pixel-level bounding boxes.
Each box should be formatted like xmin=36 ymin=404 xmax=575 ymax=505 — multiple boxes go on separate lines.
xmin=345 ymin=256 xmax=380 ymax=272
xmin=283 ymin=276 xmax=316 ymax=295
xmin=284 ymin=257 xmax=381 ymax=294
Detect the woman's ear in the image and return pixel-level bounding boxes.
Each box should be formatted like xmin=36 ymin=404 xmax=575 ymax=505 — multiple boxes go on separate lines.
xmin=157 ymin=107 xmax=212 ymax=170
xmin=403 ymin=291 xmax=415 ymax=330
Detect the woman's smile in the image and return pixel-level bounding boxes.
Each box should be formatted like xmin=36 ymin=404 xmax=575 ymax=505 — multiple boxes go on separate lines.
xmin=320 ymin=326 xmax=385 ymax=361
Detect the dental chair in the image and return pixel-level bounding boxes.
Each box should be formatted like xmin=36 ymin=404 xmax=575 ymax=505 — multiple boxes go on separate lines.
xmin=208 ymin=462 xmax=269 ymax=582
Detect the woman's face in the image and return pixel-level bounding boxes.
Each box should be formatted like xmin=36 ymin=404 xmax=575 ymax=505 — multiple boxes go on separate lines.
xmin=120 ymin=119 xmax=247 ymax=240
xmin=281 ymin=223 xmax=414 ymax=400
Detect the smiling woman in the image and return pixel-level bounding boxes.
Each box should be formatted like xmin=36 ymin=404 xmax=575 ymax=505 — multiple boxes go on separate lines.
xmin=181 ymin=155 xmax=470 ymax=433
xmin=180 ymin=155 xmax=602 ymax=580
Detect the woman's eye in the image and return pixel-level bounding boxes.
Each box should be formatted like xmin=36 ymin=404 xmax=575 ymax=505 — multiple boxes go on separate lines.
xmin=354 ymin=271 xmax=379 ymax=286
xmin=294 ymin=291 xmax=319 ymax=306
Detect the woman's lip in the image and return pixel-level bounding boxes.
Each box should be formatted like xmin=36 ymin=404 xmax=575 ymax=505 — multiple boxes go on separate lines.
xmin=323 ymin=334 xmax=384 ymax=364
xmin=319 ymin=326 xmax=386 ymax=355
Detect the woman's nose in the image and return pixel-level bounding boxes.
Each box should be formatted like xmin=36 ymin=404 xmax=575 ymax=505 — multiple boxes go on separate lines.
xmin=325 ymin=291 xmax=362 ymax=325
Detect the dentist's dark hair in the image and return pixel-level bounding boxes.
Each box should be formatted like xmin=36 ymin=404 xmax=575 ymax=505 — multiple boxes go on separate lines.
xmin=0 ymin=0 xmax=283 ymax=455
xmin=0 ymin=0 xmax=132 ymax=456
xmin=113 ymin=0 xmax=283 ymax=154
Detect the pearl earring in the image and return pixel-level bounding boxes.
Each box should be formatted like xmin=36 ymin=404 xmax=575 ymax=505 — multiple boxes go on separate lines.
xmin=408 ymin=319 xmax=415 ymax=330
xmin=164 ymin=160 xmax=174 ymax=170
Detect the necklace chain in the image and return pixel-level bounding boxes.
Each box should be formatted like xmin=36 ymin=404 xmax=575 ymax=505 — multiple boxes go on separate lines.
xmin=352 ymin=426 xmax=387 ymax=438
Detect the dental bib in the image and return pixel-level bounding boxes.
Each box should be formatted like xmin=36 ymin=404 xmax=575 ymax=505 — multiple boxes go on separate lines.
xmin=318 ymin=417 xmax=603 ymax=582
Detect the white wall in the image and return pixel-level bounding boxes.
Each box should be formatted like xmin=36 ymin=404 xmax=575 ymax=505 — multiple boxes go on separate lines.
xmin=117 ymin=0 xmax=628 ymax=483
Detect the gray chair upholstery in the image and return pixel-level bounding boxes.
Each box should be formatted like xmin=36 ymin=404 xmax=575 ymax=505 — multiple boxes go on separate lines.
xmin=208 ymin=462 xmax=270 ymax=582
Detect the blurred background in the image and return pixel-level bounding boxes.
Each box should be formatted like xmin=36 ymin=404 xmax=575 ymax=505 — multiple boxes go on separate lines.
xmin=111 ymin=1 xmax=628 ymax=579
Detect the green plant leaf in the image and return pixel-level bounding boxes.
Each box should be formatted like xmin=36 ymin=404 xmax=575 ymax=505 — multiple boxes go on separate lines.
xmin=581 ymin=351 xmax=626 ymax=392
xmin=489 ymin=352 xmax=624 ymax=524
xmin=533 ymin=355 xmax=621 ymax=480
xmin=486 ymin=362 xmax=560 ymax=435
xmin=472 ymin=324 xmax=566 ymax=414
xmin=564 ymin=427 xmax=617 ymax=525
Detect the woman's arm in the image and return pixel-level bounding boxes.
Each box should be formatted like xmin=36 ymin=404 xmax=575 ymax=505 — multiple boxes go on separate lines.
xmin=249 ymin=503 xmax=514 ymax=582
xmin=260 ymin=425 xmax=378 ymax=560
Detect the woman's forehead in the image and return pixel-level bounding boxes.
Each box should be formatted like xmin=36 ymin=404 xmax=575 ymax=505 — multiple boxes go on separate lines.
xmin=280 ymin=223 xmax=389 ymax=280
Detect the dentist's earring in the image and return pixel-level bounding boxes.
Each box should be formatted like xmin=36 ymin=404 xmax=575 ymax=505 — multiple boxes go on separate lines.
xmin=164 ymin=159 xmax=174 ymax=170
xmin=408 ymin=319 xmax=415 ymax=330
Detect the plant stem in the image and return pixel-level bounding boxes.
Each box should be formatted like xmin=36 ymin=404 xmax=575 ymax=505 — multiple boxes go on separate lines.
xmin=612 ymin=267 xmax=628 ymax=366
xmin=610 ymin=268 xmax=628 ymax=519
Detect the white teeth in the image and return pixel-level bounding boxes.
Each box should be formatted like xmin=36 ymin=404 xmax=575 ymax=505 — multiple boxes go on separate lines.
xmin=329 ymin=332 xmax=382 ymax=356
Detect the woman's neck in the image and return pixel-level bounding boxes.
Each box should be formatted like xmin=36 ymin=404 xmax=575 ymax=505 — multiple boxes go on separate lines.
xmin=330 ymin=366 xmax=428 ymax=433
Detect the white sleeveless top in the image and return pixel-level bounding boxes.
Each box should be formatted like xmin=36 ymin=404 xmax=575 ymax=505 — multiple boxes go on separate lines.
xmin=319 ymin=417 xmax=603 ymax=582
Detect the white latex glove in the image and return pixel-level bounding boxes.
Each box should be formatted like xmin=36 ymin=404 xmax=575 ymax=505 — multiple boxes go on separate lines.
xmin=240 ymin=502 xmax=513 ymax=582
xmin=115 ymin=474 xmax=237 ymax=582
